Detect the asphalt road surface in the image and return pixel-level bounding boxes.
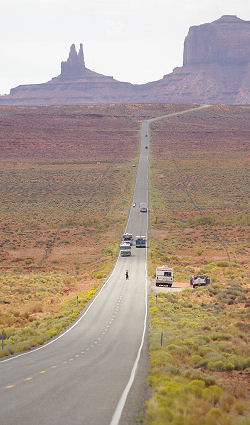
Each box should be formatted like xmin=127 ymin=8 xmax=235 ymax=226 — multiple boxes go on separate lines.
xmin=0 ymin=105 xmax=210 ymax=425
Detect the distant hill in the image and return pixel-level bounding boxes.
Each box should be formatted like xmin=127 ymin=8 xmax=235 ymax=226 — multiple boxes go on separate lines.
xmin=0 ymin=15 xmax=249 ymax=105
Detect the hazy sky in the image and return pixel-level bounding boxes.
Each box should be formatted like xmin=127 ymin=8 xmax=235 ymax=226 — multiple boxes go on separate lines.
xmin=0 ymin=0 xmax=249 ymax=94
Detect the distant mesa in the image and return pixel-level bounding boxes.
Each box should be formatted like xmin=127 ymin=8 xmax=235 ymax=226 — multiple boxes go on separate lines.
xmin=183 ymin=15 xmax=250 ymax=66
xmin=0 ymin=15 xmax=249 ymax=105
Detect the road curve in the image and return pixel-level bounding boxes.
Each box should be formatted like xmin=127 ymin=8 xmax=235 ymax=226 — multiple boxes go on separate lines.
xmin=0 ymin=104 xmax=210 ymax=425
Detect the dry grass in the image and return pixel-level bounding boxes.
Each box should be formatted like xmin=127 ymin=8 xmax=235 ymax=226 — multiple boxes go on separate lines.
xmin=149 ymin=104 xmax=249 ymax=285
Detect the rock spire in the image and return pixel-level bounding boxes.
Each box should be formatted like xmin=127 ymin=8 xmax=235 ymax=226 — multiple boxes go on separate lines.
xmin=60 ymin=43 xmax=86 ymax=79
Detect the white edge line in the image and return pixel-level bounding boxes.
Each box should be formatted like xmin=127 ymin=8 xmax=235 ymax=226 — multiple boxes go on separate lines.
xmin=109 ymin=258 xmax=148 ymax=425
xmin=0 ymin=253 xmax=121 ymax=364
xmin=109 ymin=121 xmax=149 ymax=425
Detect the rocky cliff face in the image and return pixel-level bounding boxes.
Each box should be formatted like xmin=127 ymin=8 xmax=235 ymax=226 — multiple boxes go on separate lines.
xmin=183 ymin=15 xmax=250 ymax=66
xmin=143 ymin=15 xmax=250 ymax=104
xmin=0 ymin=15 xmax=249 ymax=106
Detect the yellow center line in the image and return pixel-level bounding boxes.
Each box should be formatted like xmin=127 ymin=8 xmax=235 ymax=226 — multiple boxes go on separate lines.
xmin=69 ymin=358 xmax=73 ymax=361
xmin=63 ymin=361 xmax=68 ymax=364
xmin=81 ymin=351 xmax=85 ymax=354
xmin=51 ymin=365 xmax=57 ymax=369
xmin=75 ymin=354 xmax=79 ymax=358
xmin=25 ymin=377 xmax=32 ymax=381
xmin=40 ymin=370 xmax=46 ymax=374
xmin=5 ymin=385 xmax=15 ymax=389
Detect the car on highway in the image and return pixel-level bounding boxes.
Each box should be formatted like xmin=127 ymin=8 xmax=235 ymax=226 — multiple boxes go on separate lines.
xmin=139 ymin=202 xmax=147 ymax=212
xmin=136 ymin=235 xmax=146 ymax=248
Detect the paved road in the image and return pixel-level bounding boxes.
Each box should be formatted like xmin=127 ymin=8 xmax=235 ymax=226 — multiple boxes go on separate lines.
xmin=0 ymin=104 xmax=210 ymax=425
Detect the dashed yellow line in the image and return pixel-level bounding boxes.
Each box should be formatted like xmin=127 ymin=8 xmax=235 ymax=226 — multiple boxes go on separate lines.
xmin=2 ymin=293 xmax=125 ymax=392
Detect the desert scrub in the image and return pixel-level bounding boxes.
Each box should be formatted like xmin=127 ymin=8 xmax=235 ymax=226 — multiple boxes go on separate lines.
xmin=0 ymin=271 xmax=101 ymax=357
xmin=0 ymin=284 xmax=98 ymax=358
xmin=145 ymin=284 xmax=250 ymax=424
xmin=148 ymin=105 xmax=249 ymax=285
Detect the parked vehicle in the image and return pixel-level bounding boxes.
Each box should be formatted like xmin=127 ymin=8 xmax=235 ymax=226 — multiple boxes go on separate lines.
xmin=155 ymin=265 xmax=173 ymax=287
xmin=135 ymin=235 xmax=146 ymax=248
xmin=120 ymin=242 xmax=131 ymax=257
xmin=139 ymin=202 xmax=147 ymax=212
xmin=189 ymin=275 xmax=211 ymax=288
xmin=122 ymin=233 xmax=133 ymax=245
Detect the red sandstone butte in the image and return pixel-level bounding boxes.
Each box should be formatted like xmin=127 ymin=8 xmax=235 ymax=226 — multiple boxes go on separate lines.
xmin=0 ymin=15 xmax=249 ymax=105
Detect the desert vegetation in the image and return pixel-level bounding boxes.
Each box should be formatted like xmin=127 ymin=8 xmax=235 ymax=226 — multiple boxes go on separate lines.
xmin=146 ymin=286 xmax=249 ymax=425
xmin=149 ymin=104 xmax=249 ymax=284
xmin=0 ymin=103 xmax=189 ymax=357
xmin=146 ymin=104 xmax=249 ymax=424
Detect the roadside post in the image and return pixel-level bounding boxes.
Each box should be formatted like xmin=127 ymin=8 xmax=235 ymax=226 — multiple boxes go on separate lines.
xmin=1 ymin=331 xmax=4 ymax=350
xmin=160 ymin=331 xmax=163 ymax=347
